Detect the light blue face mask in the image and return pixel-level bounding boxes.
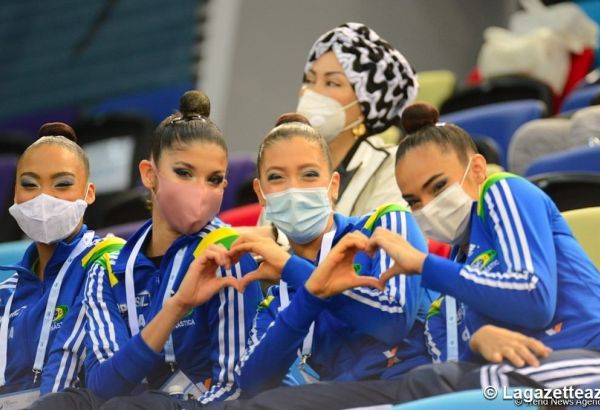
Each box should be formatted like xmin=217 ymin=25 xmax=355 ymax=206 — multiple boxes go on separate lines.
xmin=263 ymin=185 xmax=332 ymax=245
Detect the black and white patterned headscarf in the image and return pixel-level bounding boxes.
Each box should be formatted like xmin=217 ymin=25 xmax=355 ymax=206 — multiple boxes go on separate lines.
xmin=305 ymin=22 xmax=418 ymax=135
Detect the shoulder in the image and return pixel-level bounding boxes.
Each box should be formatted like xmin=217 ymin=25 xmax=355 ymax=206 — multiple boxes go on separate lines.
xmin=359 ymin=202 xmax=412 ymax=233
xmin=478 ymin=173 xmax=546 ymax=221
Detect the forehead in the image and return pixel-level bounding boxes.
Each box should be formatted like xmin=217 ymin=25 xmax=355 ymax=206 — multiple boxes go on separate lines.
xmin=309 ymin=51 xmax=344 ymax=73
xmin=395 ymin=143 xmax=460 ymax=190
xmin=160 ymin=140 xmax=227 ymax=166
xmin=18 ymin=143 xmax=84 ymax=176
xmin=261 ymin=136 xmax=326 ymax=169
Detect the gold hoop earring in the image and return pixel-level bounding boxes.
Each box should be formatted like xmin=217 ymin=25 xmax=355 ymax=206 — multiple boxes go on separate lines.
xmin=351 ymin=123 xmax=366 ymax=139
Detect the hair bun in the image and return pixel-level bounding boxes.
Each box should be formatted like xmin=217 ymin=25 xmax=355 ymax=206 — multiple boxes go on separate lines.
xmin=37 ymin=122 xmax=78 ymax=143
xmin=180 ymin=90 xmax=211 ymax=118
xmin=275 ymin=113 xmax=310 ymax=127
xmin=401 ymin=102 xmax=439 ymax=134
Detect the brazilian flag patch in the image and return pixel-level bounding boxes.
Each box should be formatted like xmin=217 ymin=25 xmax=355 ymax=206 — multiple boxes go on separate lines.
xmin=53 ymin=304 xmax=69 ymax=323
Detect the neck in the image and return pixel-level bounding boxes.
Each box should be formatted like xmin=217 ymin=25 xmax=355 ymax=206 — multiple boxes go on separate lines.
xmin=328 ymin=129 xmax=357 ymax=169
xmin=289 ymin=214 xmax=334 ymax=261
xmin=33 ymin=223 xmax=83 ymax=279
xmin=147 ymin=209 xmax=180 ymax=258
xmin=34 ymin=243 xmax=55 ymax=280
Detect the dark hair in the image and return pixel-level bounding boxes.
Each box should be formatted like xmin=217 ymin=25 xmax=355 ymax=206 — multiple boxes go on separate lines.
xmin=396 ymin=102 xmax=477 ymax=165
xmin=23 ymin=122 xmax=90 ymax=176
xmin=151 ymin=90 xmax=227 ymax=163
xmin=256 ymin=113 xmax=333 ymax=177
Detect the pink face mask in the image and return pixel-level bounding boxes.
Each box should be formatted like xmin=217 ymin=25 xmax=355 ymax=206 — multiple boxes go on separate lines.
xmin=151 ymin=163 xmax=223 ymax=235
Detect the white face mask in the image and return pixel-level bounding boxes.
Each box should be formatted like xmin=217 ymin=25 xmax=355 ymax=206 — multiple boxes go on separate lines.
xmin=296 ymin=89 xmax=362 ymax=142
xmin=9 ymin=189 xmax=89 ymax=244
xmin=413 ymin=159 xmax=474 ymax=245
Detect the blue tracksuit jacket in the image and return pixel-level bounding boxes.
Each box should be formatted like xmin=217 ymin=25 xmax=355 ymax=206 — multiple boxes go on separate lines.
xmin=82 ymin=219 xmax=262 ymax=404
xmin=236 ymin=206 xmax=436 ymax=397
xmin=0 ymin=226 xmax=121 ymax=394
xmin=423 ymin=173 xmax=600 ymax=361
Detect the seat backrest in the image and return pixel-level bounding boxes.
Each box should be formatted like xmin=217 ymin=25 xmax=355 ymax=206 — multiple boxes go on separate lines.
xmin=560 ymin=83 xmax=600 ymax=114
xmin=415 ymin=70 xmax=456 ymax=109
xmin=222 ymin=155 xmax=256 ymax=212
xmin=508 ymin=117 xmax=572 ymax=175
xmin=562 ymin=206 xmax=600 ymax=270
xmin=528 ymin=172 xmax=600 ymax=211
xmin=524 ymin=146 xmax=600 ymax=177
xmin=440 ymin=75 xmax=554 ymax=115
xmin=0 ymin=155 xmax=22 ymax=242
xmin=441 ymin=100 xmax=546 ymax=167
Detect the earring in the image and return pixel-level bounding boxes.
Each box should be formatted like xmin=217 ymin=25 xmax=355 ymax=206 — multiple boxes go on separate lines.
xmin=351 ymin=123 xmax=366 ymax=139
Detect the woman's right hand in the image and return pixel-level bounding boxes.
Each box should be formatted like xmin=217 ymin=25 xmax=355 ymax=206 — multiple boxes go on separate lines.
xmin=469 ymin=325 xmax=552 ymax=367
xmin=170 ymin=244 xmax=240 ymax=314
xmin=228 ymin=233 xmax=291 ymax=291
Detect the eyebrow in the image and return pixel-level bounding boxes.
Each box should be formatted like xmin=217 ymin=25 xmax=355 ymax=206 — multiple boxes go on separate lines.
xmin=422 ymin=173 xmax=444 ymax=190
xmin=307 ymin=69 xmax=345 ymax=77
xmin=20 ymin=171 xmax=75 ymax=179
xmin=173 ymin=161 xmax=196 ymax=170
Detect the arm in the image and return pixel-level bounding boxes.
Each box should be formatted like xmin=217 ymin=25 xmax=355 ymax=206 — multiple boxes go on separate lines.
xmin=85 ymin=245 xmax=238 ymax=400
xmin=83 ymin=261 xmax=162 ymax=400
xmin=235 ymin=285 xmax=327 ymax=397
xmin=326 ymin=212 xmax=427 ymax=346
xmin=198 ymin=255 xmax=262 ymax=404
xmin=421 ymin=178 xmax=558 ymax=328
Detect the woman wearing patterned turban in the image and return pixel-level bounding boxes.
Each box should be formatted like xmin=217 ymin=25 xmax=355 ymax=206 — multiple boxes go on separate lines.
xmin=297 ymin=22 xmax=418 ymax=216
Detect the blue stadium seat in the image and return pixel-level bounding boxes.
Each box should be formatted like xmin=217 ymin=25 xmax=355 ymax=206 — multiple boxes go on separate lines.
xmin=0 ymin=240 xmax=30 ymax=269
xmin=560 ymin=84 xmax=600 ymax=114
xmin=524 ymin=146 xmax=600 ymax=177
xmin=441 ymin=100 xmax=546 ymax=167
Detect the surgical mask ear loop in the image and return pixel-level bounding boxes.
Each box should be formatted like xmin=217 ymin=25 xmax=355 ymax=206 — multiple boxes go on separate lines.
xmin=459 ymin=157 xmax=474 ymax=186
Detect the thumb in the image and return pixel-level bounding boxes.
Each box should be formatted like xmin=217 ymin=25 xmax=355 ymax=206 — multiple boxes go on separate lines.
xmin=379 ymin=263 xmax=403 ymax=284
xmin=238 ymin=270 xmax=264 ymax=293
xmin=353 ymin=276 xmax=385 ymax=291
xmin=219 ymin=276 xmax=241 ymax=293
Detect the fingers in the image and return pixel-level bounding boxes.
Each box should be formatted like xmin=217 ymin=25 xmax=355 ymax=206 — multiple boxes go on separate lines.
xmin=503 ymin=348 xmax=526 ymax=368
xmin=237 ymin=270 xmax=263 ymax=293
xmin=217 ymin=276 xmax=241 ymax=293
xmin=525 ymin=337 xmax=552 ymax=359
xmin=352 ymin=276 xmax=385 ymax=292
xmin=378 ymin=263 xmax=403 ymax=284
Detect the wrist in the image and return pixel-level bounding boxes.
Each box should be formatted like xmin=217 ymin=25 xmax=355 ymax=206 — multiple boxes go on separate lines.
xmin=165 ymin=296 xmax=192 ymax=320
xmin=414 ymin=251 xmax=427 ymax=273
xmin=304 ymin=278 xmax=327 ymax=299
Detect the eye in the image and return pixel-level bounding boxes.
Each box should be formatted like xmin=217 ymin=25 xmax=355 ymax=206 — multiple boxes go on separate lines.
xmin=432 ymin=179 xmax=447 ymax=195
xmin=55 ymin=178 xmax=75 ymax=188
xmin=208 ymin=174 xmax=224 ymax=186
xmin=174 ymin=168 xmax=192 ymax=179
xmin=325 ymin=80 xmax=341 ymax=87
xmin=405 ymin=199 xmax=420 ymax=209
xmin=302 ymin=74 xmax=316 ymax=85
xmin=20 ymin=178 xmax=39 ymax=189
xmin=303 ymin=170 xmax=320 ymax=179
xmin=266 ymin=173 xmax=282 ymax=182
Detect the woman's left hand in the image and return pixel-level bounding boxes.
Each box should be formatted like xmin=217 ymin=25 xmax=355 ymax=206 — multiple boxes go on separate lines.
xmin=367 ymin=227 xmax=427 ymax=285
xmin=305 ymin=231 xmax=384 ymax=299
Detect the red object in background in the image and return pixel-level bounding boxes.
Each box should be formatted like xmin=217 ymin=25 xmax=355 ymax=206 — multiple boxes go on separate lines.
xmin=218 ymin=202 xmax=262 ymax=227
xmin=556 ymin=47 xmax=595 ymax=109
xmin=466 ymin=48 xmax=594 ymax=114
xmin=428 ymin=239 xmax=452 ymax=259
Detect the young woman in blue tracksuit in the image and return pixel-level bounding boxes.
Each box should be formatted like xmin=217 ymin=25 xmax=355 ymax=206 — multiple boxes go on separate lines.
xmin=0 ymin=123 xmax=123 ymax=407
xmin=30 ymin=91 xmax=262 ymax=410
xmin=222 ymin=113 xmax=435 ymax=399
xmin=211 ymin=102 xmax=600 ymax=410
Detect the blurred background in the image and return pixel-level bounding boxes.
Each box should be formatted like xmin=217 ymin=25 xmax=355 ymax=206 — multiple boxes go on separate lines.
xmin=1 ymin=0 xmax=600 ymax=249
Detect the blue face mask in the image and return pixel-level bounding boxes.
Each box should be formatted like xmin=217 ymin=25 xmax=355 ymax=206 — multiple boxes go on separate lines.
xmin=263 ymin=186 xmax=332 ymax=245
